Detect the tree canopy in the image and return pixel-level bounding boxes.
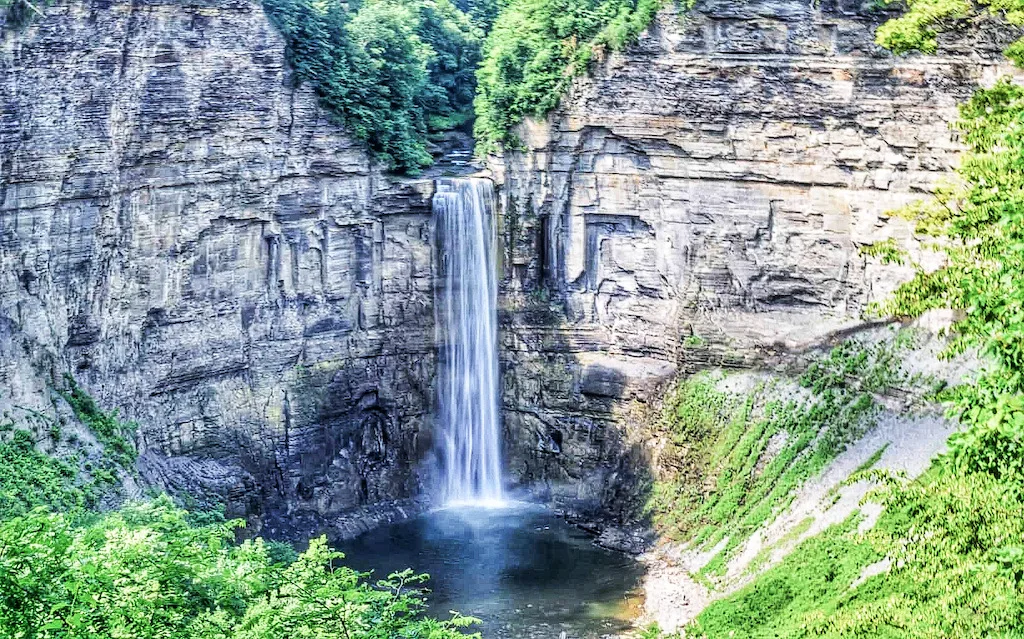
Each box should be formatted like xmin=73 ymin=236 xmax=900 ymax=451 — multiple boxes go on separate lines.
xmin=0 ymin=498 xmax=480 ymax=638
xmin=263 ymin=0 xmax=481 ymax=173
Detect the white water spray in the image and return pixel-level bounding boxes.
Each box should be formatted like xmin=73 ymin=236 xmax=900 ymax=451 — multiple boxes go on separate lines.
xmin=433 ymin=177 xmax=504 ymax=505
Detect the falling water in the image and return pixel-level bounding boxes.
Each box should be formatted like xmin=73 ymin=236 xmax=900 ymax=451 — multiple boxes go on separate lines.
xmin=433 ymin=177 xmax=504 ymax=505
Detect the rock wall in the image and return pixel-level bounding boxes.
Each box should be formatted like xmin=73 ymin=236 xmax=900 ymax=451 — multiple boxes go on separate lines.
xmin=3 ymin=0 xmax=1016 ymax=532
xmin=0 ymin=0 xmax=437 ymax=531
xmin=492 ymin=0 xmax=1016 ymax=518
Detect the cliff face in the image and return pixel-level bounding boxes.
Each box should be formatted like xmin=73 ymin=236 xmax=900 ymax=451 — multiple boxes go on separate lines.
xmin=2 ymin=0 xmax=1014 ymax=531
xmin=0 ymin=0 xmax=436 ymax=531
xmin=493 ymin=0 xmax=1015 ymax=518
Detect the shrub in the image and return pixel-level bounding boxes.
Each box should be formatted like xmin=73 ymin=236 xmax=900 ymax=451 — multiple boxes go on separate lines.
xmin=875 ymin=0 xmax=1024 ymax=65
xmin=473 ymin=0 xmax=665 ymax=151
xmin=862 ymin=78 xmax=1024 ymax=488
xmin=263 ymin=0 xmax=480 ymax=173
xmin=690 ymin=470 xmax=1024 ymax=638
xmin=647 ymin=364 xmax=880 ymax=572
xmin=0 ymin=429 xmax=86 ymax=518
xmin=0 ymin=498 xmax=480 ymax=638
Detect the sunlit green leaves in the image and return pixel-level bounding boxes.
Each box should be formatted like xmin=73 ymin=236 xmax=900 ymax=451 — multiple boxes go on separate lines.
xmin=263 ymin=0 xmax=480 ymax=173
xmin=473 ymin=0 xmax=663 ymax=150
xmin=874 ymin=0 xmax=973 ymax=55
xmin=0 ymin=498 xmax=479 ymax=639
xmin=862 ymin=79 xmax=1024 ymax=485
xmin=686 ymin=470 xmax=1024 ymax=638
xmin=645 ymin=343 xmax=903 ymax=573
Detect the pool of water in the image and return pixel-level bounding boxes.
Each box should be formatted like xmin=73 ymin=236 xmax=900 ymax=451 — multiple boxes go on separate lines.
xmin=336 ymin=503 xmax=646 ymax=639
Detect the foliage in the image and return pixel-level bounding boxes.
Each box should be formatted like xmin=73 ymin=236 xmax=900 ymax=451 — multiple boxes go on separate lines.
xmin=415 ymin=0 xmax=483 ymax=129
xmin=61 ymin=374 xmax=138 ymax=468
xmin=687 ymin=469 xmax=1024 ymax=638
xmin=861 ymin=78 xmax=1024 ymax=487
xmin=858 ymin=237 xmax=906 ymax=265
xmin=682 ymin=334 xmax=707 ymax=348
xmin=0 ymin=428 xmax=88 ymax=518
xmin=799 ymin=329 xmax=928 ymax=396
xmin=262 ymin=0 xmax=480 ymax=173
xmin=453 ymin=0 xmax=500 ymax=30
xmin=473 ymin=0 xmax=665 ymax=151
xmin=0 ymin=497 xmax=480 ymax=639
xmin=0 ymin=380 xmax=137 ymax=520
xmin=648 ymin=333 xmax=930 ymax=576
xmin=875 ymin=0 xmax=1024 ymax=65
xmin=0 ymin=386 xmax=471 ymax=639
xmin=690 ymin=516 xmax=878 ymax=638
xmin=851 ymin=442 xmax=890 ymax=476
xmin=9 ymin=0 xmax=665 ymax=162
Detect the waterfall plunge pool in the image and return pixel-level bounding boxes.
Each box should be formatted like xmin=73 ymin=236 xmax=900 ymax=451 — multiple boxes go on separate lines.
xmin=336 ymin=503 xmax=645 ymax=639
xmin=398 ymin=179 xmax=642 ymax=637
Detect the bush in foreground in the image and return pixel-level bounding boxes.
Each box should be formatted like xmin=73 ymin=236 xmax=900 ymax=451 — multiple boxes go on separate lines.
xmin=0 ymin=497 xmax=478 ymax=639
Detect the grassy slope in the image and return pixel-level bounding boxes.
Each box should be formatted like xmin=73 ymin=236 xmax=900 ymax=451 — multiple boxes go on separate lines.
xmin=647 ymin=329 xmax=935 ymax=581
xmin=646 ymin=329 xmax=1023 ymax=638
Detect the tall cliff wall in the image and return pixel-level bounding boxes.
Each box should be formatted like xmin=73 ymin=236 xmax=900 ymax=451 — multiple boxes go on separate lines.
xmin=3 ymin=0 xmax=1015 ymax=533
xmin=493 ymin=0 xmax=1016 ymax=518
xmin=0 ymin=0 xmax=436 ymax=531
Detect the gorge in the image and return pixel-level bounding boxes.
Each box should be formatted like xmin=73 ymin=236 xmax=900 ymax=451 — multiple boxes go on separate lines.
xmin=2 ymin=0 xmax=1024 ymax=634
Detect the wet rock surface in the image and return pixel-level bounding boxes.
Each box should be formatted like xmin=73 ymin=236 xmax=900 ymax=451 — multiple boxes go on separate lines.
xmin=492 ymin=0 xmax=1016 ymax=519
xmin=0 ymin=0 xmax=438 ymax=530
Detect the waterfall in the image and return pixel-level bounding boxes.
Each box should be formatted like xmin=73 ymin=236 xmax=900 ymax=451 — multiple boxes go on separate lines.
xmin=433 ymin=177 xmax=504 ymax=505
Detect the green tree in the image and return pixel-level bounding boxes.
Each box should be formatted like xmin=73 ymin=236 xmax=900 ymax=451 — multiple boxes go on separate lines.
xmin=345 ymin=0 xmax=435 ymax=170
xmin=473 ymin=0 xmax=663 ymax=151
xmin=0 ymin=498 xmax=480 ymax=638
xmin=862 ymin=78 xmax=1024 ymax=484
xmin=414 ymin=0 xmax=482 ymax=132
xmin=876 ymin=0 xmax=1024 ymax=64
xmin=263 ymin=0 xmax=480 ymax=173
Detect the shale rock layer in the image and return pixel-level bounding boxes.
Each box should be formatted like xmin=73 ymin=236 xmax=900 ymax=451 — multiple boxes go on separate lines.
xmin=0 ymin=0 xmax=436 ymax=529
xmin=493 ymin=0 xmax=1015 ymax=517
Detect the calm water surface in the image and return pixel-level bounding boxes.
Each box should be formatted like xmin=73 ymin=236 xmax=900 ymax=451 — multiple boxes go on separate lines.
xmin=336 ymin=504 xmax=645 ymax=639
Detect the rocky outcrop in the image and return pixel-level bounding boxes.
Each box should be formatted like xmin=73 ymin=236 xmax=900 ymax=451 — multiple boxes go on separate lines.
xmin=492 ymin=0 xmax=1017 ymax=518
xmin=0 ymin=0 xmax=437 ymax=531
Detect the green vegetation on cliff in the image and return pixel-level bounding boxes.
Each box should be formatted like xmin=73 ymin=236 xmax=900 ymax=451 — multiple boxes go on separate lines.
xmin=262 ymin=0 xmax=481 ymax=173
xmin=0 ymin=379 xmax=136 ymax=518
xmin=0 ymin=385 xmax=476 ymax=639
xmin=652 ymin=338 xmax=1024 ymax=638
xmin=61 ymin=374 xmax=138 ymax=469
xmin=867 ymin=77 xmax=1024 ymax=483
xmin=877 ymin=0 xmax=1024 ymax=64
xmin=473 ymin=0 xmax=664 ymax=150
xmin=262 ymin=0 xmax=669 ymax=160
xmin=691 ymin=470 xmax=1024 ymax=638
xmin=648 ymin=333 xmax=921 ymax=577
xmin=10 ymin=0 xmax=672 ymax=168
xmin=0 ymin=428 xmax=89 ymax=517
xmin=650 ymin=11 xmax=1024 ymax=638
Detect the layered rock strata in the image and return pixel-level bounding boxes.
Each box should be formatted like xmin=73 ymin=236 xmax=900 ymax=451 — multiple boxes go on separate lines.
xmin=0 ymin=0 xmax=436 ymax=529
xmin=492 ymin=0 xmax=1016 ymax=517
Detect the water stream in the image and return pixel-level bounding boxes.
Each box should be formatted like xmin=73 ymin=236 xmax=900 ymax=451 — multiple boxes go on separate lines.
xmin=338 ymin=177 xmax=644 ymax=639
xmin=433 ymin=177 xmax=504 ymax=504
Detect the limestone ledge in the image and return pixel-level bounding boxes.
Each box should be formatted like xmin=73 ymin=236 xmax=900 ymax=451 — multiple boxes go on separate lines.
xmin=492 ymin=0 xmax=1018 ymax=518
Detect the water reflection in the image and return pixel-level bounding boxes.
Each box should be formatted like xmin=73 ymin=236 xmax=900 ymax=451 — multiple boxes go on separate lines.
xmin=336 ymin=503 xmax=645 ymax=638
